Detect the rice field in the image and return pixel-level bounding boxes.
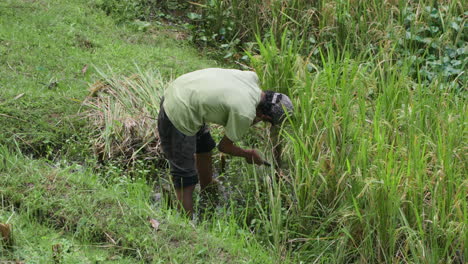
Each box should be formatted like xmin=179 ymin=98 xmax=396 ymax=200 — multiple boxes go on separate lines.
xmin=1 ymin=0 xmax=466 ymax=263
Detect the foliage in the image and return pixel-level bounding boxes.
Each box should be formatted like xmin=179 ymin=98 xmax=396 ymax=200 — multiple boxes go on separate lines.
xmin=185 ymin=1 xmax=238 ymax=49
xmin=399 ymin=5 xmax=467 ymax=88
xmin=96 ymin=0 xmax=188 ymax=22
xmin=1 ymin=1 xmax=277 ymax=262
xmin=157 ymin=0 xmax=468 ymax=88
xmin=0 ymin=208 xmax=137 ymax=263
xmin=246 ymin=30 xmax=303 ymax=95
xmin=95 ymin=0 xmax=467 ymax=87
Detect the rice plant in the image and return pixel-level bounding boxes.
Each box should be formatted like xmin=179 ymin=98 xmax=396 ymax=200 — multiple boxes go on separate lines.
xmin=241 ymin=36 xmax=467 ymax=262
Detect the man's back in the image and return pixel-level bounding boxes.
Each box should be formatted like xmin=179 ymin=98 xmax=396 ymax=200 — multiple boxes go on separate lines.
xmin=163 ymin=68 xmax=262 ymax=141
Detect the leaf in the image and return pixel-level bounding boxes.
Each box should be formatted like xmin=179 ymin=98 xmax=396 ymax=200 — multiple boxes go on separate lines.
xmin=14 ymin=93 xmax=25 ymax=100
xmin=450 ymin=22 xmax=460 ymax=31
xmin=81 ymin=64 xmax=88 ymax=75
xmin=428 ymin=7 xmax=439 ymax=19
xmin=307 ymin=63 xmax=317 ymax=73
xmin=405 ymin=31 xmax=412 ymax=39
xmin=104 ymin=232 xmax=117 ymax=244
xmin=0 ymin=223 xmax=12 ymax=246
xmin=187 ymin=1 xmax=206 ymax=8
xmin=451 ymin=60 xmax=461 ymax=66
xmin=149 ymin=218 xmax=160 ymax=231
xmin=443 ymin=65 xmax=461 ymax=76
xmin=199 ymin=36 xmax=207 ymax=42
xmin=187 ymin=12 xmax=202 ymax=20
xmin=131 ymin=20 xmax=151 ymax=32
xmin=421 ymin=37 xmax=432 ymax=44
xmin=219 ymin=27 xmax=226 ymax=35
xmin=456 ymin=48 xmax=466 ymax=56
xmin=429 ymin=26 xmax=439 ymax=34
xmin=196 ymin=247 xmax=208 ymax=256
xmin=446 ymin=48 xmax=457 ymax=58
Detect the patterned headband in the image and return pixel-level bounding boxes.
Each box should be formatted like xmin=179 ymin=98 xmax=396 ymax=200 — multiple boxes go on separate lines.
xmin=271 ymin=93 xmax=282 ymax=104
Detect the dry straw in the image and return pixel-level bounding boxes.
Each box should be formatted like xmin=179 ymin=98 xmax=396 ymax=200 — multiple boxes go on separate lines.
xmin=83 ymin=68 xmax=167 ymax=163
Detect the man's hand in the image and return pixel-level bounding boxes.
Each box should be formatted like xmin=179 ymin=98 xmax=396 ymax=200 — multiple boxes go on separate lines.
xmin=244 ymin=149 xmax=264 ymax=165
xmin=218 ymin=136 xmax=266 ymax=166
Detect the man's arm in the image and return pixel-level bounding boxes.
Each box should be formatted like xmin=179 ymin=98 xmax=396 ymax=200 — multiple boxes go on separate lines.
xmin=218 ymin=136 xmax=264 ymax=165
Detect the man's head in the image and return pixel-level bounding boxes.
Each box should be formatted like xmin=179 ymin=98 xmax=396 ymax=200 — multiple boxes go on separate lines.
xmin=256 ymin=90 xmax=294 ymax=125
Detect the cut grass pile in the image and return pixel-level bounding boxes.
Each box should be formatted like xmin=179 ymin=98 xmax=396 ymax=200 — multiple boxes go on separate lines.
xmin=84 ymin=68 xmax=165 ymax=163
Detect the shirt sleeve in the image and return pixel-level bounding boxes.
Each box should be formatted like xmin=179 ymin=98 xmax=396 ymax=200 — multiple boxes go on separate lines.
xmin=224 ymin=110 xmax=253 ymax=142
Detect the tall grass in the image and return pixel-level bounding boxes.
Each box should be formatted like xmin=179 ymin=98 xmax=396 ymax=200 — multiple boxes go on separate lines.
xmin=188 ymin=0 xmax=465 ymax=88
xmin=241 ymin=38 xmax=467 ymax=262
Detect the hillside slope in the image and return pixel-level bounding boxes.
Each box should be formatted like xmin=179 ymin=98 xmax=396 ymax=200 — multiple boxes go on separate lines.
xmin=0 ymin=0 xmax=276 ymax=263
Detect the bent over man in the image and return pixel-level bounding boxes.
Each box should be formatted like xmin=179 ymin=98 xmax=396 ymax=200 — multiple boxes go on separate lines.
xmin=157 ymin=68 xmax=293 ymax=216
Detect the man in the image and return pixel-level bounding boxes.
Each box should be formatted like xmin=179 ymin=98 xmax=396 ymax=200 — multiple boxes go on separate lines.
xmin=157 ymin=68 xmax=293 ymax=216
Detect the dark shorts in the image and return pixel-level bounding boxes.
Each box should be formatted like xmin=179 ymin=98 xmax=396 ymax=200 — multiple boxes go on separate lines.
xmin=157 ymin=103 xmax=216 ymax=188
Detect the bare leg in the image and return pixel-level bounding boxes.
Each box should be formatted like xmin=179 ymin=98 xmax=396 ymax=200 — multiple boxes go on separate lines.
xmin=175 ymin=184 xmax=196 ymax=217
xmin=196 ymin=151 xmax=213 ymax=190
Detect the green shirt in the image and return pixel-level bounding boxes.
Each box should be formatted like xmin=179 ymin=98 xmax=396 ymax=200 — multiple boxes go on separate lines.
xmin=163 ymin=68 xmax=262 ymax=142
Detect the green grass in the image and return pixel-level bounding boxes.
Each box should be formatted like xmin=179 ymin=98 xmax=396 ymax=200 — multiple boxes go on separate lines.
xmin=171 ymin=1 xmax=466 ymax=260
xmin=0 ymin=0 xmax=217 ymax=157
xmin=0 ymin=0 xmax=277 ymax=263
xmin=0 ymin=146 xmax=276 ymax=263
xmin=0 ymin=208 xmax=137 ymax=263
xmin=0 ymin=0 xmax=215 ymax=94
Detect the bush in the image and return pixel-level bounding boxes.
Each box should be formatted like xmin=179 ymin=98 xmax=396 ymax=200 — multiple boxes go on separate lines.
xmin=97 ymin=0 xmax=187 ymax=22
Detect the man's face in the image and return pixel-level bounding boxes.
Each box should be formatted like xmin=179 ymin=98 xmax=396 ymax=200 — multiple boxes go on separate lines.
xmin=252 ymin=113 xmax=272 ymax=126
xmin=252 ymin=116 xmax=262 ymax=125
